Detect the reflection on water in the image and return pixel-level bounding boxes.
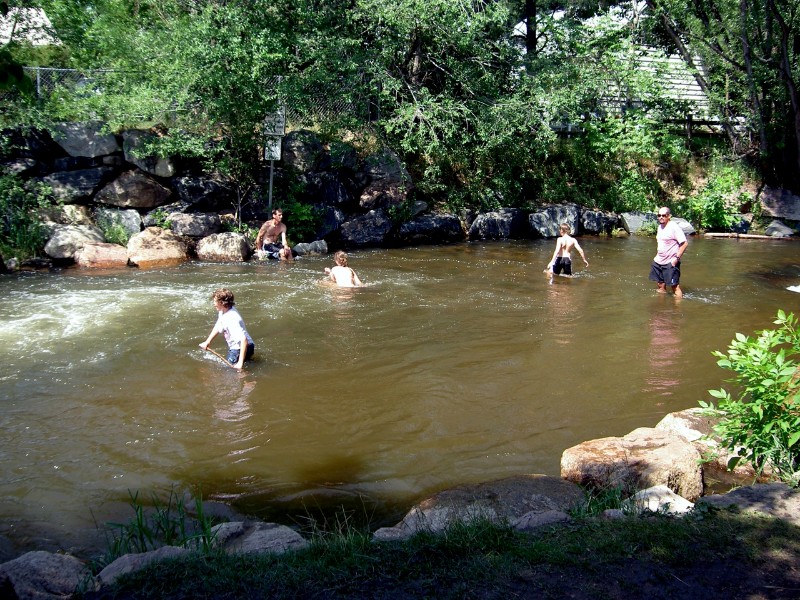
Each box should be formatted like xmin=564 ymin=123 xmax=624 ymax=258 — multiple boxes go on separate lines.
xmin=0 ymin=237 xmax=798 ymax=557
xmin=644 ymin=298 xmax=685 ymax=402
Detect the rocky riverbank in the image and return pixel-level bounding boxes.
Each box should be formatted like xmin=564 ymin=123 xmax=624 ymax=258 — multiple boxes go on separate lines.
xmin=1 ymin=406 xmax=797 ymax=599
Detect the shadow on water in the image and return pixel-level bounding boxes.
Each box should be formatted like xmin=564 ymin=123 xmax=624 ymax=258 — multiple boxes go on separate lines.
xmin=0 ymin=237 xmax=799 ymax=556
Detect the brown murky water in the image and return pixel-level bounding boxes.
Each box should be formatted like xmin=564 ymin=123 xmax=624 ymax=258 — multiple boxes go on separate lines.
xmin=0 ymin=236 xmax=798 ymax=557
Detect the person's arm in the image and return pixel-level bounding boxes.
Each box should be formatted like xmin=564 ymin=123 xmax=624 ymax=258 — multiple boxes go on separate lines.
xmin=255 ymin=222 xmax=268 ymax=250
xmin=234 ymin=333 xmax=248 ymax=370
xmin=199 ymin=328 xmax=218 ymax=350
xmin=672 ymin=240 xmax=687 ymax=266
xmin=574 ymin=240 xmax=589 ymax=266
xmin=351 ymin=269 xmax=363 ymax=286
xmin=280 ymin=224 xmax=288 ymax=247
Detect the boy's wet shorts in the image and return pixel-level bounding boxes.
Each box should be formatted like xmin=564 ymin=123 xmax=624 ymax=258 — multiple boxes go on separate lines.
xmin=227 ymin=343 xmax=255 ymax=364
xmin=553 ymin=257 xmax=572 ymax=275
xmin=649 ymin=261 xmax=680 ymax=286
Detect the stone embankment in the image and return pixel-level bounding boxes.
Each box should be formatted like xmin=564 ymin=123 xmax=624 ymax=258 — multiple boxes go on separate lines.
xmin=2 ymin=407 xmax=798 ymax=599
xmin=3 ymin=122 xmax=799 ymax=273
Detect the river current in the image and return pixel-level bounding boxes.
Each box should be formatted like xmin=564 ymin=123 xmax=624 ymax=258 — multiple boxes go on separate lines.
xmin=0 ymin=236 xmax=797 ymax=558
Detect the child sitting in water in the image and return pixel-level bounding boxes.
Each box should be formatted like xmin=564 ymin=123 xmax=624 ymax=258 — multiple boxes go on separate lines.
xmin=324 ymin=251 xmax=364 ymax=288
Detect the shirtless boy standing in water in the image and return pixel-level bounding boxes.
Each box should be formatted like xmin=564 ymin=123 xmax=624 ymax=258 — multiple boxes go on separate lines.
xmin=545 ymin=223 xmax=589 ymax=276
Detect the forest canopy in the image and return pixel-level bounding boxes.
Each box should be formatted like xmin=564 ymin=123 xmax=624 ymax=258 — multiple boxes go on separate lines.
xmin=2 ymin=0 xmax=798 ymax=212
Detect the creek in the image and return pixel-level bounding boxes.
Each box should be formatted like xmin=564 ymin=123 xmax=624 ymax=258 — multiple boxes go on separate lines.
xmin=0 ymin=236 xmax=797 ymax=558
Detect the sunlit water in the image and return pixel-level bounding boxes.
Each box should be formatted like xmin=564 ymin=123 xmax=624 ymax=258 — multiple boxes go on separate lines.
xmin=0 ymin=236 xmax=798 ymax=558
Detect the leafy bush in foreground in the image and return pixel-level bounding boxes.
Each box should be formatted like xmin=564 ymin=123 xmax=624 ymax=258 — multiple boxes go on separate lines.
xmin=701 ymin=310 xmax=800 ymax=486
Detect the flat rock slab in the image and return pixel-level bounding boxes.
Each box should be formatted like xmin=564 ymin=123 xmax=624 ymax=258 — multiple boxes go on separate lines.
xmin=698 ymin=482 xmax=800 ymax=526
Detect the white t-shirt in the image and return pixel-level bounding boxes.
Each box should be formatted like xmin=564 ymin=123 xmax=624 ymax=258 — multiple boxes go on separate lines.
xmin=654 ymin=220 xmax=687 ymax=264
xmin=214 ymin=307 xmax=254 ymax=350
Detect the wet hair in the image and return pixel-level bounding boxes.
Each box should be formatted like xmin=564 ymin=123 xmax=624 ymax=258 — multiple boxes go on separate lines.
xmin=334 ymin=251 xmax=348 ymax=267
xmin=212 ymin=288 xmax=235 ymax=309
xmin=559 ymin=223 xmax=571 ymax=234
xmin=272 ymin=208 xmax=283 ymax=216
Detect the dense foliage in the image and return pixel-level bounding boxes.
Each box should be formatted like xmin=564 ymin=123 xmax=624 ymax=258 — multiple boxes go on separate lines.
xmin=1 ymin=0 xmax=774 ymax=220
xmin=701 ymin=311 xmax=800 ymax=486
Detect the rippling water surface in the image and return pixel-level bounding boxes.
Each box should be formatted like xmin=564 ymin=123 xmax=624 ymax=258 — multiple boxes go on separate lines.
xmin=0 ymin=236 xmax=798 ymax=557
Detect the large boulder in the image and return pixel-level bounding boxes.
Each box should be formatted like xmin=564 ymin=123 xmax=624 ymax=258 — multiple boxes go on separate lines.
xmin=292 ymin=239 xmax=328 ymax=256
xmin=282 ymin=129 xmax=325 ymax=173
xmin=74 ymin=242 xmax=130 ymax=268
xmin=96 ymin=546 xmax=189 ymax=588
xmin=95 ymin=170 xmax=172 ymax=209
xmin=759 ymin=186 xmax=800 ymax=220
xmin=50 ymin=121 xmax=121 ymax=158
xmin=40 ymin=167 xmax=116 ymax=203
xmin=395 ymin=214 xmax=467 ymax=246
xmin=339 ymin=209 xmax=393 ymax=248
xmin=468 ymin=208 xmax=528 ymax=240
xmin=302 ymin=172 xmax=352 ymax=207
xmin=44 ymin=224 xmax=105 ymax=259
xmin=171 ymin=175 xmax=234 ymax=212
xmin=581 ymin=209 xmax=619 ymax=235
xmin=94 ymin=207 xmax=142 ymax=238
xmin=529 ymin=203 xmax=581 ymax=238
xmin=127 ymin=227 xmax=190 ymax=268
xmin=655 ymin=408 xmax=772 ymax=488
xmin=122 ymin=129 xmax=176 ymax=178
xmin=0 ymin=550 xmax=91 ymax=599
xmin=168 ymin=212 xmax=222 ymax=237
xmin=196 ymin=232 xmax=252 ymax=262
xmin=373 ymin=475 xmax=584 ymax=542
xmin=211 ymin=521 xmax=309 ymax=555
xmin=358 ymin=148 xmax=413 ymax=211
xmin=765 ymin=219 xmax=795 ymax=238
xmin=697 ymin=482 xmax=800 ymax=526
xmin=620 ymin=211 xmax=656 ymax=234
xmin=561 ymin=427 xmax=703 ymax=501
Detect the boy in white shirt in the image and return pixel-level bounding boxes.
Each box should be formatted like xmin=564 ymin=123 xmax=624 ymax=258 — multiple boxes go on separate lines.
xmin=199 ymin=288 xmax=255 ymax=370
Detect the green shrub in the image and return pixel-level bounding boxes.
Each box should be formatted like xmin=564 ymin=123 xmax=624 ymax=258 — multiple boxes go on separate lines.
xmin=96 ymin=212 xmax=131 ymax=246
xmin=0 ymin=171 xmax=52 ymax=259
xmin=685 ymin=163 xmax=750 ymax=231
xmin=700 ymin=310 xmax=800 ymax=486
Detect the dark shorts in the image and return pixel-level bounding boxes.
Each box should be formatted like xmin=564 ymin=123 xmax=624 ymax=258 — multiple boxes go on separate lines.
xmin=262 ymin=242 xmax=284 ymax=260
xmin=553 ymin=257 xmax=572 ymax=275
xmin=227 ymin=343 xmax=255 ymax=365
xmin=649 ymin=261 xmax=681 ymax=287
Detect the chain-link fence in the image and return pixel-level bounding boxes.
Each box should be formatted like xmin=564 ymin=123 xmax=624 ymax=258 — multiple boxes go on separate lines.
xmin=1 ymin=67 xmax=375 ymax=127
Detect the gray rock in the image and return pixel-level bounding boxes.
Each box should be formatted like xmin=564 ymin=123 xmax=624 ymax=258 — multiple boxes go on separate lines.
xmin=40 ymin=167 xmax=116 ymax=203
xmin=95 ymin=170 xmax=171 ymax=209
xmin=561 ymin=427 xmax=704 ymax=501
xmin=582 ymin=209 xmax=619 ymax=235
xmin=50 ymin=121 xmax=121 ymax=158
xmin=469 ymin=208 xmax=528 ymax=240
xmin=0 ymin=550 xmax=90 ymax=600
xmin=760 ymin=186 xmax=800 ymax=220
xmin=373 ymin=475 xmax=584 ymax=542
xmin=122 ymin=130 xmax=176 ymax=178
xmin=292 ymin=240 xmax=328 ymax=256
xmin=94 ymin=207 xmax=142 ymax=238
xmin=168 ymin=212 xmax=222 ymax=237
xmin=697 ymin=482 xmax=800 ymax=526
xmin=765 ymin=219 xmax=795 ymax=238
xmin=396 ymin=214 xmax=466 ymax=246
xmin=282 ymin=130 xmax=324 ymax=173
xmin=529 ymin=203 xmax=581 ymax=238
xmin=626 ymin=485 xmax=694 ymax=515
xmin=44 ymin=224 xmax=105 ymax=259
xmin=620 ymin=211 xmax=656 ymax=234
xmin=511 ymin=510 xmax=571 ymax=532
xmin=211 ymin=521 xmax=309 ymax=555
xmin=74 ymin=242 xmax=130 ymax=269
xmin=96 ymin=546 xmax=188 ymax=588
xmin=195 ymin=232 xmax=251 ymax=261
xmin=339 ymin=209 xmax=393 ymax=248
xmin=127 ymin=227 xmax=190 ymax=268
